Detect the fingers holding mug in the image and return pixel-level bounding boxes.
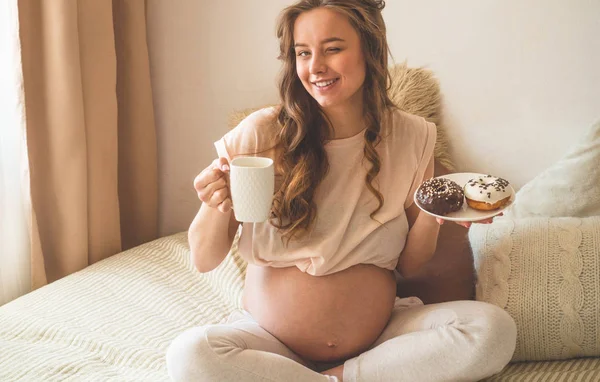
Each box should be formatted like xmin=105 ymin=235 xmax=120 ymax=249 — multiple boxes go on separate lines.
xmin=217 ymin=198 xmax=233 ymax=213
xmin=194 ymin=157 xmax=232 ymax=210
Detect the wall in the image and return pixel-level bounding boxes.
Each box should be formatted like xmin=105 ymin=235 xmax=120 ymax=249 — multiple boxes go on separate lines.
xmin=147 ymin=0 xmax=600 ymax=236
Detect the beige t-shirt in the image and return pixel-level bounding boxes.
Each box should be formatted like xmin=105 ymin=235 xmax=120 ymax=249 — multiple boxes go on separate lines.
xmin=215 ymin=106 xmax=436 ymax=276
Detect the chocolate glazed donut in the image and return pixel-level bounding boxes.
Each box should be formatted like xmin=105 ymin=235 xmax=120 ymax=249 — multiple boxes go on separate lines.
xmin=416 ymin=178 xmax=464 ymax=216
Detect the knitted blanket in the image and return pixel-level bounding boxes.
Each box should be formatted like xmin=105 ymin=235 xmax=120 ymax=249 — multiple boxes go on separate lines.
xmin=470 ymin=217 xmax=600 ymax=362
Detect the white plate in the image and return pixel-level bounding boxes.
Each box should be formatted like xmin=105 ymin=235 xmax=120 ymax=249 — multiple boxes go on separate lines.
xmin=413 ymin=172 xmax=515 ymax=222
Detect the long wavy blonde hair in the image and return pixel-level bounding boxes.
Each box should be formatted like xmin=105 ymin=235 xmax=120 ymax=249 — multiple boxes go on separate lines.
xmin=271 ymin=0 xmax=395 ymax=243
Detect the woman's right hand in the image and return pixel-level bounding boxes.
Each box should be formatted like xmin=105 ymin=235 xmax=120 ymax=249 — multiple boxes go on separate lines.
xmin=194 ymin=157 xmax=232 ymax=213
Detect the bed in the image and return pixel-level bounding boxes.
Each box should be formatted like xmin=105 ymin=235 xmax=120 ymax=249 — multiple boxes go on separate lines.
xmin=1 ymin=232 xmax=599 ymax=381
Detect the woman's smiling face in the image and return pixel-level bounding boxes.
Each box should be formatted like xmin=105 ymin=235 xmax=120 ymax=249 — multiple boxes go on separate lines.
xmin=293 ymin=7 xmax=366 ymax=111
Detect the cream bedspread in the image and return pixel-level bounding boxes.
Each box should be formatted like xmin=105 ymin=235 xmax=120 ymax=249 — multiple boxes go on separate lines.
xmin=0 ymin=232 xmax=598 ymax=381
xmin=0 ymin=233 xmax=244 ymax=381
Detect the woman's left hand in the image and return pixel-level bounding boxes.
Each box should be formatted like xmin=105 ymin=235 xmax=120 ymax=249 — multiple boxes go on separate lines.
xmin=436 ymin=213 xmax=503 ymax=228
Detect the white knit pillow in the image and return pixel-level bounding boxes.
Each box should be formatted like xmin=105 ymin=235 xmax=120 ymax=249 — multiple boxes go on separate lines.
xmin=505 ymin=119 xmax=600 ymax=218
xmin=470 ymin=216 xmax=600 ymax=362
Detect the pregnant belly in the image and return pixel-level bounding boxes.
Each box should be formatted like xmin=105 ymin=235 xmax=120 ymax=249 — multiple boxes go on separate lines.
xmin=243 ymin=263 xmax=397 ymax=363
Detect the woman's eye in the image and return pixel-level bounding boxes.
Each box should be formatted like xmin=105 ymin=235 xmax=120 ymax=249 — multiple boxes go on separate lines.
xmin=327 ymin=47 xmax=341 ymax=53
xmin=296 ymin=51 xmax=310 ymax=57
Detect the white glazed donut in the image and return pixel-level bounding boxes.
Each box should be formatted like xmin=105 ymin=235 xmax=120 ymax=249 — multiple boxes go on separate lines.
xmin=463 ymin=175 xmax=511 ymax=211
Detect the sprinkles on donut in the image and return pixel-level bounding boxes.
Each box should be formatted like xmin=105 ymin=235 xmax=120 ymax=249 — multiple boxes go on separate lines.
xmin=415 ymin=177 xmax=464 ymax=216
xmin=463 ymin=175 xmax=511 ymax=211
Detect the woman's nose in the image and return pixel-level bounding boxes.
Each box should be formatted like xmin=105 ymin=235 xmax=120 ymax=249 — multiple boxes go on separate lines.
xmin=309 ymin=54 xmax=326 ymax=74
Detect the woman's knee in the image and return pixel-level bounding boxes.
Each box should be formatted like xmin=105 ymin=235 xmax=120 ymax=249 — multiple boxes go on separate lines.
xmin=471 ymin=302 xmax=517 ymax=373
xmin=166 ymin=326 xmax=217 ymax=382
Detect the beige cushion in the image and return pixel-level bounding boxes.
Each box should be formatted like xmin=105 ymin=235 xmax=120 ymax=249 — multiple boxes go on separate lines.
xmin=470 ymin=216 xmax=600 ymax=362
xmin=505 ymin=119 xmax=600 ymax=219
xmin=472 ymin=121 xmax=600 ymax=361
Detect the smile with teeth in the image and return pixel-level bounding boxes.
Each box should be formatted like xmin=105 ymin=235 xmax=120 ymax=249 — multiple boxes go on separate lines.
xmin=313 ymin=78 xmax=339 ymax=88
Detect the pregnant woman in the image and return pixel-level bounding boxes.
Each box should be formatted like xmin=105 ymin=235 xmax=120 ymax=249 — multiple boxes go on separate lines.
xmin=168 ymin=1 xmax=517 ymax=381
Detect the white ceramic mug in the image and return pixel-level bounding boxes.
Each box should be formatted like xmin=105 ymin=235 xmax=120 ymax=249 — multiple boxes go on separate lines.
xmin=229 ymin=156 xmax=274 ymax=223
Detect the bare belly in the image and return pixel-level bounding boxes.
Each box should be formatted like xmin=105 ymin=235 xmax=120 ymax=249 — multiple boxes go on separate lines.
xmin=243 ymin=263 xmax=396 ymax=363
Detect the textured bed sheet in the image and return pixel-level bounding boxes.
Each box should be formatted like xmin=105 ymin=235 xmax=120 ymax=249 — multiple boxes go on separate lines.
xmin=0 ymin=233 xmax=244 ymax=381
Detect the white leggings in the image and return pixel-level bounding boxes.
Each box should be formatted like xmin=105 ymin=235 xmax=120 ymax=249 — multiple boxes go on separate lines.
xmin=166 ymin=297 xmax=517 ymax=382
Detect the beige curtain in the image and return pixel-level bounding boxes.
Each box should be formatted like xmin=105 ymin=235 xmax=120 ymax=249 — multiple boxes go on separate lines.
xmin=18 ymin=0 xmax=157 ymax=287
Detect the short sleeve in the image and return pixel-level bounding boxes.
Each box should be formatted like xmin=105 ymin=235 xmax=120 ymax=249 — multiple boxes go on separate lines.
xmin=214 ymin=107 xmax=278 ymax=161
xmin=404 ymin=120 xmax=437 ymax=209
